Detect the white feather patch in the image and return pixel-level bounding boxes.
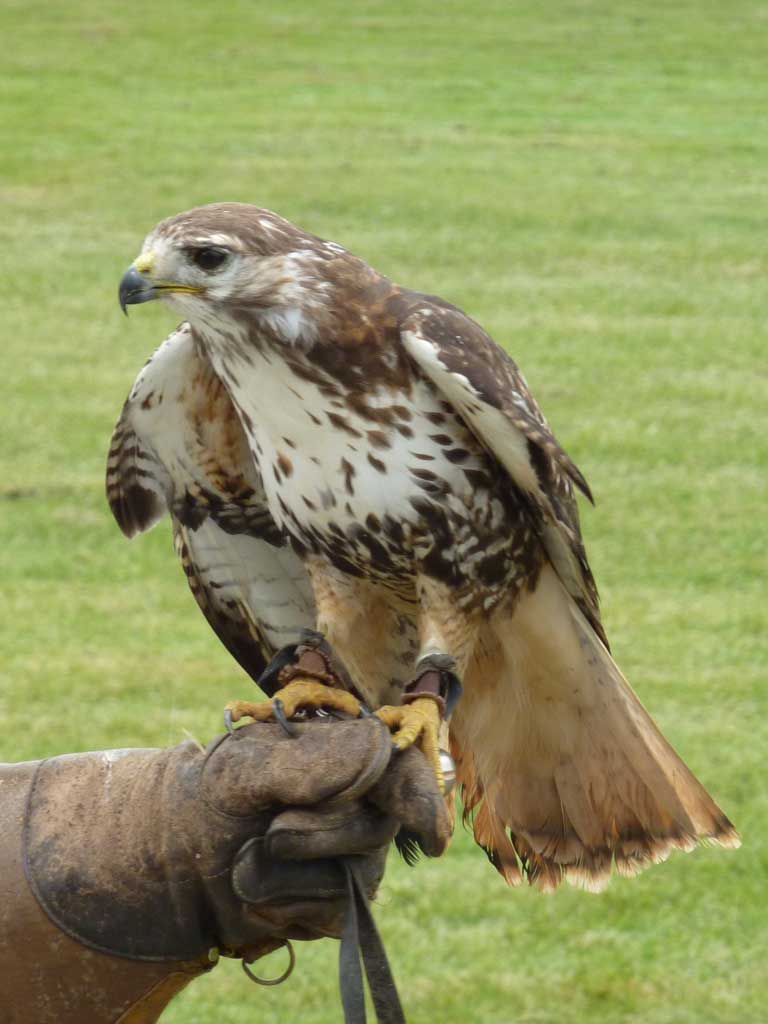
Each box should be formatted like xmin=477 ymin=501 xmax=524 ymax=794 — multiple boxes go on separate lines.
xmin=402 ymin=328 xmax=540 ymax=495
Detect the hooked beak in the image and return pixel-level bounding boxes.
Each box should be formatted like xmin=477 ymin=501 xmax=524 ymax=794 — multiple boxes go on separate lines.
xmin=119 ymin=266 xmax=158 ymax=315
xmin=118 ymin=260 xmax=204 ymax=315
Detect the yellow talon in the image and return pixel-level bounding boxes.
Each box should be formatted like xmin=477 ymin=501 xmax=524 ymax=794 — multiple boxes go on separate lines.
xmin=376 ymin=697 xmax=445 ymax=794
xmin=226 ymin=679 xmax=362 ymax=724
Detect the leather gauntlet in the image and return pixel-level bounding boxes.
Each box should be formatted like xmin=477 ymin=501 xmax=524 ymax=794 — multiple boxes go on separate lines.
xmin=0 ymin=717 xmax=450 ymax=1024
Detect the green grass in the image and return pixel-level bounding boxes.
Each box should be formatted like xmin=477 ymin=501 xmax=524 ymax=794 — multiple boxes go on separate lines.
xmin=2 ymin=1 xmax=766 ymax=1020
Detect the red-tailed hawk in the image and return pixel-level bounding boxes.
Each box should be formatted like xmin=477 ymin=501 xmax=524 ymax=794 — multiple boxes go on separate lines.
xmin=112 ymin=203 xmax=738 ymax=890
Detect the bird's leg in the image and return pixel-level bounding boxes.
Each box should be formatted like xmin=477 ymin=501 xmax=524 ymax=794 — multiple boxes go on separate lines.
xmin=377 ymin=576 xmax=472 ymax=794
xmin=225 ymin=630 xmax=364 ymax=733
xmin=376 ymin=653 xmax=463 ymax=794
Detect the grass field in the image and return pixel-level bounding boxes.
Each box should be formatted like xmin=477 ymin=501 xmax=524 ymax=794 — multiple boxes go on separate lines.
xmin=2 ymin=1 xmax=766 ymax=1021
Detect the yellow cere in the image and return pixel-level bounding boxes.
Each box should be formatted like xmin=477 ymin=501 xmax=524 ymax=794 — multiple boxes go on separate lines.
xmin=134 ymin=252 xmax=156 ymax=274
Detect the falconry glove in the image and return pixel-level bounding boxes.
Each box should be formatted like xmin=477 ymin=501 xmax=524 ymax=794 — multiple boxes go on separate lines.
xmin=0 ymin=716 xmax=451 ymax=1024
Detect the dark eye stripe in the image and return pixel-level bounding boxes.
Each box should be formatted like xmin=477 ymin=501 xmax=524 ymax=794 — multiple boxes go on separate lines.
xmin=189 ymin=247 xmax=229 ymax=271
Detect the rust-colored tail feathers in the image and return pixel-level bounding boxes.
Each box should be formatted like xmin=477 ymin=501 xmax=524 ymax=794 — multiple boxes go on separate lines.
xmin=451 ymin=565 xmax=739 ymax=892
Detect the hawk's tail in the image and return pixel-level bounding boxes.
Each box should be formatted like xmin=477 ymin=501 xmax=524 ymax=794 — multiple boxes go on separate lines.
xmin=451 ymin=564 xmax=739 ymax=891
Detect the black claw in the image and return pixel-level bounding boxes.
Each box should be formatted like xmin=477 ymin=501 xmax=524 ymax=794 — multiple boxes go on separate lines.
xmin=256 ymin=643 xmax=300 ymax=698
xmin=224 ymin=708 xmax=236 ymax=736
xmin=273 ymin=698 xmax=299 ymax=738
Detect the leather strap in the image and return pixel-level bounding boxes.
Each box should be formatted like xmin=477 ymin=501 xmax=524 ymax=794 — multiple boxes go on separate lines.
xmin=339 ymin=860 xmax=405 ymax=1024
xmin=114 ymin=969 xmax=205 ymax=1023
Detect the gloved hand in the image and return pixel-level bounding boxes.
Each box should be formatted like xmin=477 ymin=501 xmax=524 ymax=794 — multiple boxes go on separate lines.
xmin=0 ymin=715 xmax=451 ymax=1024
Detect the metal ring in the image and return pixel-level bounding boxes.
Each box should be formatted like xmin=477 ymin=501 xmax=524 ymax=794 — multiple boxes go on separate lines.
xmin=241 ymin=940 xmax=296 ymax=986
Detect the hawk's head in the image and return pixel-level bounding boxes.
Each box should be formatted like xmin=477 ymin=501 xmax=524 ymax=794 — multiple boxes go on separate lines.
xmin=119 ymin=203 xmax=350 ymax=345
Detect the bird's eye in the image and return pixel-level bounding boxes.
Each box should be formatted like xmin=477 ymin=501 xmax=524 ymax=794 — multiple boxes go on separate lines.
xmin=189 ymin=246 xmax=229 ymax=272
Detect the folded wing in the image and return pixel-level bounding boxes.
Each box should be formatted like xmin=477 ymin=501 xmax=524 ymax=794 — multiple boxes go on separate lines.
xmin=402 ymin=304 xmax=605 ymax=647
xmin=106 ymin=323 xmax=315 ymax=682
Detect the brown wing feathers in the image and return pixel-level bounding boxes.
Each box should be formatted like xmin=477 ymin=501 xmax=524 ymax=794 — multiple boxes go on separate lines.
xmin=173 ymin=521 xmax=273 ymax=682
xmin=401 ymin=306 xmax=606 ymax=643
xmin=106 ymin=408 xmax=169 ymax=538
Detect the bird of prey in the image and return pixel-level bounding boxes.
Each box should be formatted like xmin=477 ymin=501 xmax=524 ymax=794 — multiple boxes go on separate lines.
xmin=112 ymin=203 xmax=738 ymax=890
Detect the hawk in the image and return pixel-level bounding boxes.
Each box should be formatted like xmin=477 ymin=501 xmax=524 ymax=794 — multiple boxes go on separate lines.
xmin=112 ymin=203 xmax=738 ymax=890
